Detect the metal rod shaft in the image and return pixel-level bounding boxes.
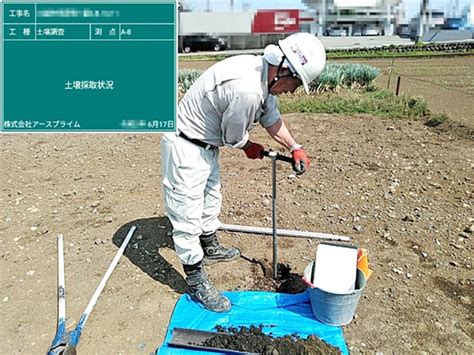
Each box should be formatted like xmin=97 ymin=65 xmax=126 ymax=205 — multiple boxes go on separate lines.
xmin=271 ymin=152 xmax=278 ymax=280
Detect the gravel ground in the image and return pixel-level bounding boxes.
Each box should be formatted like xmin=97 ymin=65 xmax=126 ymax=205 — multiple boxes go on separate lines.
xmin=1 ymin=110 xmax=472 ymax=353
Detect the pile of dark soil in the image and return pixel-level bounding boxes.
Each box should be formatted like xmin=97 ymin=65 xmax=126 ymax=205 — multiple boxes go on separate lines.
xmin=275 ymin=263 xmax=308 ymax=294
xmin=244 ymin=259 xmax=308 ymax=294
xmin=203 ymin=325 xmax=340 ymax=355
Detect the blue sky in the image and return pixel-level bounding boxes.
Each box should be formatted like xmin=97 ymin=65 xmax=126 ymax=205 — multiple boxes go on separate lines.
xmin=184 ymin=0 xmax=472 ymax=20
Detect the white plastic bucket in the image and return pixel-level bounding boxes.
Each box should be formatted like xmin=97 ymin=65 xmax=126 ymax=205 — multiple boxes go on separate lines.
xmin=303 ymin=261 xmax=366 ymax=326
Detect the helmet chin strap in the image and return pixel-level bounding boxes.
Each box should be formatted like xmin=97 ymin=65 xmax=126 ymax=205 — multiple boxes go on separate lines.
xmin=268 ymin=55 xmax=286 ymax=91
xmin=268 ymin=53 xmax=300 ymax=92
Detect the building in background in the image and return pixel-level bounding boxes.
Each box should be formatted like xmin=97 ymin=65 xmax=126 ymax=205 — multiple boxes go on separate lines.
xmin=179 ymin=1 xmax=401 ymax=37
xmin=178 ymin=8 xmax=301 ymax=50
xmin=177 ymin=1 xmax=472 ymax=51
xmin=302 ymin=0 xmax=400 ymax=36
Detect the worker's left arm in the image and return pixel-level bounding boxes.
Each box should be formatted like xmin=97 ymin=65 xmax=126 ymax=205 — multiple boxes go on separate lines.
xmin=260 ymin=96 xmax=311 ymax=175
xmin=265 ymin=118 xmax=296 ymax=150
xmin=259 ymin=95 xmax=298 ymax=151
xmin=265 ymin=118 xmax=311 ymax=175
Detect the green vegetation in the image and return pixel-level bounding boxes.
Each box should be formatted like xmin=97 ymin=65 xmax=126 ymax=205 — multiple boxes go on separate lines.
xmin=279 ymin=90 xmax=430 ymax=121
xmin=178 ymin=69 xmax=203 ymax=93
xmin=178 ymin=64 xmax=447 ymax=125
xmin=424 ymin=112 xmax=449 ymax=127
xmin=310 ymin=63 xmax=379 ymax=92
xmin=178 ymin=63 xmax=380 ymax=94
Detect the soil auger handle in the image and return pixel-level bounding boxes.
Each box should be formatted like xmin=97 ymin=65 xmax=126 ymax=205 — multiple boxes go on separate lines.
xmin=262 ymin=150 xmax=293 ymax=164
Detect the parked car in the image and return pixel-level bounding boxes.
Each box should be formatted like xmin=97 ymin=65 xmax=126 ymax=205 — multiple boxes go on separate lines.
xmin=365 ymin=29 xmax=381 ymax=36
xmin=326 ymin=27 xmax=348 ymax=37
xmin=179 ymin=35 xmax=228 ymax=53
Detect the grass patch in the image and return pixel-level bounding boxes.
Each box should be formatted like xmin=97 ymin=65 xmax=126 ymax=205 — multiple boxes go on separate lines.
xmin=424 ymin=113 xmax=449 ymax=127
xmin=279 ymin=89 xmax=432 ymax=120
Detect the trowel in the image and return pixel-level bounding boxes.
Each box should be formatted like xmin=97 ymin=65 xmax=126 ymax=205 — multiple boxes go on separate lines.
xmin=168 ymin=327 xmax=258 ymax=354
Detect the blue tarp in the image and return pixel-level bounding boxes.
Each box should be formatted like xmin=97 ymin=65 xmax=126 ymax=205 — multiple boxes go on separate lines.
xmin=158 ymin=290 xmax=348 ymax=354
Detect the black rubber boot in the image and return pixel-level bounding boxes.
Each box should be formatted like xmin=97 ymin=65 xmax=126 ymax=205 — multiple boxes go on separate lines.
xmin=183 ymin=261 xmax=231 ymax=313
xmin=200 ymin=233 xmax=241 ymax=265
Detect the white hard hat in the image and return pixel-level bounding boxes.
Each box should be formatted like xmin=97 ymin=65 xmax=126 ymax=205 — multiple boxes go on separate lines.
xmin=278 ymin=33 xmax=326 ymax=94
xmin=263 ymin=44 xmax=296 ymax=73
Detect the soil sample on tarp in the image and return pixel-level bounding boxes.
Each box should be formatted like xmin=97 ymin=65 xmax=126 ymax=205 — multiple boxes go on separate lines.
xmin=203 ymin=325 xmax=341 ymax=355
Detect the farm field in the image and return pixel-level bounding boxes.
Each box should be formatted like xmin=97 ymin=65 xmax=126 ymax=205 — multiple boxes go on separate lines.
xmin=180 ymin=55 xmax=474 ymax=131
xmin=1 ymin=56 xmax=473 ymax=354
xmin=356 ymin=56 xmax=474 ymax=130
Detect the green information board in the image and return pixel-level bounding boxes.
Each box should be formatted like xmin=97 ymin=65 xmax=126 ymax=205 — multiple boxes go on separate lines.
xmin=1 ymin=0 xmax=176 ymax=132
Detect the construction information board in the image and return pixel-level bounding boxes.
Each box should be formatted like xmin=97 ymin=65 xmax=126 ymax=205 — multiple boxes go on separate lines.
xmin=1 ymin=0 xmax=177 ymax=132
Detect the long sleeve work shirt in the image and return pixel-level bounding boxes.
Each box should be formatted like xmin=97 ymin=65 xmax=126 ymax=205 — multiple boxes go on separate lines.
xmin=177 ymin=55 xmax=281 ymax=148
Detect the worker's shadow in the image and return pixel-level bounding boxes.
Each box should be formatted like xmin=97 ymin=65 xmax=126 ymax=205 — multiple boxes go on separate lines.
xmin=112 ymin=217 xmax=187 ymax=294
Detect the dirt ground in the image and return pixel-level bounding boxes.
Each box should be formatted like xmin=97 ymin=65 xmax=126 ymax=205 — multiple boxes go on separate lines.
xmin=1 ymin=56 xmax=473 ymax=354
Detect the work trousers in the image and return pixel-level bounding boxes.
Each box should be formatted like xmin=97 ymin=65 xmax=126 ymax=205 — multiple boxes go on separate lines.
xmin=160 ymin=132 xmax=222 ymax=265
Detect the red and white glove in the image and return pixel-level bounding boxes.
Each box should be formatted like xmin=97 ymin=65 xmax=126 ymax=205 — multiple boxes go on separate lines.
xmin=243 ymin=141 xmax=264 ymax=160
xmin=291 ymin=145 xmax=310 ymax=175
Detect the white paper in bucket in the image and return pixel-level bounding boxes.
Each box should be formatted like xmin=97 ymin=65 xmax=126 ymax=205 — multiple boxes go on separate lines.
xmin=313 ymin=243 xmax=358 ymax=294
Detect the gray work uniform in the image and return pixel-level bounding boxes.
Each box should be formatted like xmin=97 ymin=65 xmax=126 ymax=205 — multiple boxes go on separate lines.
xmin=161 ymin=55 xmax=280 ymax=265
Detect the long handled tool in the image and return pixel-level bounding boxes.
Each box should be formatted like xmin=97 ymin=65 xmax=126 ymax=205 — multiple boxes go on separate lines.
xmin=268 ymin=151 xmax=279 ymax=279
xmin=48 ymin=225 xmax=137 ymax=354
xmin=254 ymin=151 xmax=294 ymax=279
xmin=238 ymin=150 xmax=350 ymax=279
xmin=48 ymin=234 xmax=68 ymax=354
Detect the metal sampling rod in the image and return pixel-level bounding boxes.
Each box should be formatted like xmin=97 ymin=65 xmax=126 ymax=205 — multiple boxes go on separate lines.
xmin=270 ymin=151 xmax=278 ymax=279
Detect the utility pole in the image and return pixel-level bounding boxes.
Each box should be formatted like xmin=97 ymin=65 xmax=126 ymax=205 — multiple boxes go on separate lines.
xmin=319 ymin=0 xmax=326 ymax=37
xmin=416 ymin=0 xmax=429 ymax=44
